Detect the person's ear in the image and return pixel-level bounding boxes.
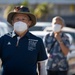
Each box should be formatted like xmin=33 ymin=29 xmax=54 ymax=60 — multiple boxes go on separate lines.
xmin=61 ymin=24 xmax=64 ymax=29
xmin=11 ymin=20 xmax=14 ymax=26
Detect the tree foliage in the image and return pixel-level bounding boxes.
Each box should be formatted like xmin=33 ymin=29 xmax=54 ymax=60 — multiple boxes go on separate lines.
xmin=34 ymin=3 xmax=49 ymax=19
xmin=4 ymin=5 xmax=14 ymax=18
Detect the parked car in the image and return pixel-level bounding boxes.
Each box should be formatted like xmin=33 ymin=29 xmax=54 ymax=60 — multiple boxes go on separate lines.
xmin=30 ymin=31 xmax=49 ymax=39
xmin=29 ymin=22 xmax=51 ymax=31
xmin=0 ymin=17 xmax=7 ymax=23
xmin=0 ymin=22 xmax=13 ymax=37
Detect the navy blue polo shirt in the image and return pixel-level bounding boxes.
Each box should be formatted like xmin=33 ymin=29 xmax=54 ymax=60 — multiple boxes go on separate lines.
xmin=0 ymin=31 xmax=47 ymax=75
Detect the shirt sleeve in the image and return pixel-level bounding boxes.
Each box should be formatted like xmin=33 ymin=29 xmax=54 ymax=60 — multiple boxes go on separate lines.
xmin=37 ymin=38 xmax=48 ymax=62
xmin=63 ymin=34 xmax=70 ymax=48
xmin=0 ymin=37 xmax=3 ymax=59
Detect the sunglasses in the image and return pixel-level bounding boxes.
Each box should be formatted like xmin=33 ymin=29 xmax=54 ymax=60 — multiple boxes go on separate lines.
xmin=14 ymin=6 xmax=30 ymax=12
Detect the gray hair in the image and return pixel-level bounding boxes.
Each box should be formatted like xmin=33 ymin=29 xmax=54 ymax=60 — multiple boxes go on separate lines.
xmin=52 ymin=16 xmax=65 ymax=26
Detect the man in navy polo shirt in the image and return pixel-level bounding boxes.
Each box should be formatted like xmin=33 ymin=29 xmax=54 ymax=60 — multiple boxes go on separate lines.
xmin=0 ymin=6 xmax=47 ymax=75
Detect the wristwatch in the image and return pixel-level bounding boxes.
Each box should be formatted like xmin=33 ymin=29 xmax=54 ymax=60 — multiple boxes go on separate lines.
xmin=58 ymin=40 xmax=63 ymax=44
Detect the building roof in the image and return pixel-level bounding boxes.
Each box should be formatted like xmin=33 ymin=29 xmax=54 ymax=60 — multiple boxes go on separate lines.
xmin=46 ymin=0 xmax=75 ymax=4
xmin=0 ymin=0 xmax=24 ymax=4
xmin=0 ymin=0 xmax=75 ymax=4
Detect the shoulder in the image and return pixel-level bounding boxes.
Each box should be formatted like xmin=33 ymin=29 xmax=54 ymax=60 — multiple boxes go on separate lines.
xmin=0 ymin=32 xmax=13 ymax=39
xmin=62 ymin=33 xmax=70 ymax=39
xmin=44 ymin=32 xmax=53 ymax=41
xmin=5 ymin=32 xmax=13 ymax=37
xmin=0 ymin=32 xmax=12 ymax=44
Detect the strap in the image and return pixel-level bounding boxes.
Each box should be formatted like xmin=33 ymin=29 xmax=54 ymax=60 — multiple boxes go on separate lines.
xmin=47 ymin=40 xmax=56 ymax=53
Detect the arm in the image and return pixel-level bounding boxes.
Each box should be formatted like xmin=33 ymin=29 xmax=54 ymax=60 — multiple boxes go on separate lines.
xmin=37 ymin=38 xmax=48 ymax=75
xmin=58 ymin=41 xmax=69 ymax=55
xmin=38 ymin=60 xmax=47 ymax=75
xmin=54 ymin=33 xmax=69 ymax=56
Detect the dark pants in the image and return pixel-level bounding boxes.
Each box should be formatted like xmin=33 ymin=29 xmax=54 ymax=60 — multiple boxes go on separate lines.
xmin=47 ymin=70 xmax=68 ymax=75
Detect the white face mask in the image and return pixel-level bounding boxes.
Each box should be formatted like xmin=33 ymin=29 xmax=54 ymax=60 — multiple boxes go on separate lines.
xmin=14 ymin=21 xmax=28 ymax=33
xmin=52 ymin=24 xmax=61 ymax=32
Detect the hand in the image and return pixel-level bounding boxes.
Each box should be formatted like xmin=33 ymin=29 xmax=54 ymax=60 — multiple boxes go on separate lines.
xmin=54 ymin=33 xmax=62 ymax=41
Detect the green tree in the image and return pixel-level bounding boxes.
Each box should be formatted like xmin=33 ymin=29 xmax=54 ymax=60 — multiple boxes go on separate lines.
xmin=34 ymin=3 xmax=54 ymax=21
xmin=3 ymin=0 xmax=30 ymax=19
xmin=4 ymin=5 xmax=14 ymax=19
xmin=20 ymin=0 xmax=29 ymax=7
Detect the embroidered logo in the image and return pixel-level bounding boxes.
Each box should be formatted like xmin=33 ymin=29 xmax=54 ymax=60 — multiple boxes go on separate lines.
xmin=28 ymin=39 xmax=38 ymax=51
xmin=7 ymin=42 xmax=11 ymax=45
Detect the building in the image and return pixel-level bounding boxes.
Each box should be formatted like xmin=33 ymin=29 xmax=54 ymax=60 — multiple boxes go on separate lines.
xmin=0 ymin=0 xmax=75 ymax=27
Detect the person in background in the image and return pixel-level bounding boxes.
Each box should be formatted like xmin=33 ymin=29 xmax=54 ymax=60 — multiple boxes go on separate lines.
xmin=0 ymin=6 xmax=47 ymax=75
xmin=43 ymin=16 xmax=70 ymax=75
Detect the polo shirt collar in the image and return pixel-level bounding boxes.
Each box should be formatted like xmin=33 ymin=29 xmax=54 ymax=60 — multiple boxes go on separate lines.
xmin=12 ymin=31 xmax=16 ymax=37
xmin=12 ymin=30 xmax=30 ymax=38
xmin=23 ymin=31 xmax=30 ymax=38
